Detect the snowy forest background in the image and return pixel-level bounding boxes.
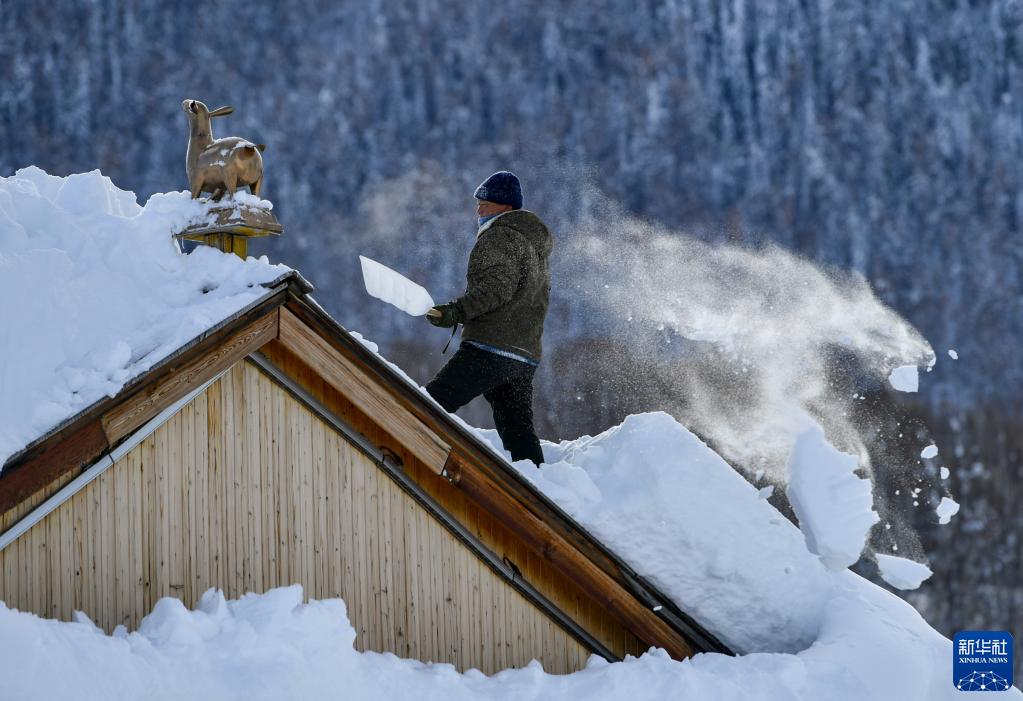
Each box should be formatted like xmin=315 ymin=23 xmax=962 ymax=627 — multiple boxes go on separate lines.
xmin=2 ymin=0 xmax=1020 ymax=670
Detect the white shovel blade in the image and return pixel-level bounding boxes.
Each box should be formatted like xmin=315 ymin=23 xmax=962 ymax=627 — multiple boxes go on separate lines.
xmin=359 ymin=255 xmax=436 ymax=316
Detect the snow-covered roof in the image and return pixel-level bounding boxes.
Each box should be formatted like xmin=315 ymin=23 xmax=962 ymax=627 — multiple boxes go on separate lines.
xmin=0 ymin=169 xmax=1002 ymax=700
xmin=0 ymin=168 xmax=292 ymax=468
xmin=0 ymin=409 xmax=995 ymax=699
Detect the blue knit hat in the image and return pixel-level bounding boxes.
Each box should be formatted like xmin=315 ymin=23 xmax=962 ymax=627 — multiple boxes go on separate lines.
xmin=474 ymin=171 xmax=523 ymax=209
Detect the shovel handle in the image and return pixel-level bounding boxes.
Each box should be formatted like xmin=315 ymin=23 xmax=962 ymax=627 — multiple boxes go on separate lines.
xmin=426 ymin=308 xmax=442 ymax=318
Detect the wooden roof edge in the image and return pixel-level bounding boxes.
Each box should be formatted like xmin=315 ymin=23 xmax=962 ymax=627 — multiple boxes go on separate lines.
xmin=266 ymin=268 xmax=314 ymax=295
xmin=281 ymin=291 xmax=734 ymax=656
xmin=1 ymin=265 xmax=732 ymax=656
xmin=0 ymin=272 xmax=303 ymax=476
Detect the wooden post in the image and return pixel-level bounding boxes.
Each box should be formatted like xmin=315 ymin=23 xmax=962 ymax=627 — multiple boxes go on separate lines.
xmin=200 ymin=233 xmax=248 ymax=258
xmin=174 ymin=204 xmax=282 ymax=259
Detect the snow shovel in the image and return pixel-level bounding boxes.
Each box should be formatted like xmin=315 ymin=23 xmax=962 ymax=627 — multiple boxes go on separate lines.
xmin=358 ymin=256 xmax=455 ymax=350
xmin=359 ymin=255 xmax=436 ymax=316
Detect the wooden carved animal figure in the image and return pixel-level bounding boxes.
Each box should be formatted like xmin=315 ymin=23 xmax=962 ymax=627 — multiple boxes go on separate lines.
xmin=182 ymin=99 xmax=265 ymax=200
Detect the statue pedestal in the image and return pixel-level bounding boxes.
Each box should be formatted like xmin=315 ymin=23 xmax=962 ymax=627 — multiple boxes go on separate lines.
xmin=174 ymin=200 xmax=282 ymax=259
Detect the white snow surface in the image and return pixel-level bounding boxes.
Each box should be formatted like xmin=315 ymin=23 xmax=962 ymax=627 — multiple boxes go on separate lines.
xmin=359 ymin=255 xmax=435 ymax=316
xmin=488 ymin=414 xmax=980 ymax=699
xmin=0 ymin=412 xmax=999 ymax=700
xmin=0 ymin=168 xmax=289 ymax=466
xmin=888 ymin=364 xmax=919 ymax=392
xmin=936 ymin=496 xmax=960 ymax=525
xmin=230 ymin=191 xmax=272 ymax=210
xmin=785 ymin=425 xmax=880 ymax=571
xmin=1 ymin=578 xmax=1001 ymax=701
xmin=875 ymin=554 xmax=933 ymax=590
xmin=512 ymin=413 xmax=835 ymax=653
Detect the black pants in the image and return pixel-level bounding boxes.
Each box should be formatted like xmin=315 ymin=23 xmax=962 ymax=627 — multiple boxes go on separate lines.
xmin=425 ymin=344 xmax=544 ymax=466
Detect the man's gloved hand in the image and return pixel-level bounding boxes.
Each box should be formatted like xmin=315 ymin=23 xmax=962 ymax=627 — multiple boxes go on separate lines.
xmin=427 ymin=302 xmax=463 ymax=328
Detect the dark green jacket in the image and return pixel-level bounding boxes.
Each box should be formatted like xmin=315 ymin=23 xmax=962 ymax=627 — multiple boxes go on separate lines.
xmin=454 ymin=210 xmax=553 ymax=361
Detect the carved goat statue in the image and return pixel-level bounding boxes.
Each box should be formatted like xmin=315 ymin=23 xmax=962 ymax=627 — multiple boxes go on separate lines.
xmin=182 ymin=99 xmax=265 ymax=200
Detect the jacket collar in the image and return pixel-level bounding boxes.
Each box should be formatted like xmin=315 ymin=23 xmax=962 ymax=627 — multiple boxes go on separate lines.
xmin=476 ymin=209 xmax=515 ymax=238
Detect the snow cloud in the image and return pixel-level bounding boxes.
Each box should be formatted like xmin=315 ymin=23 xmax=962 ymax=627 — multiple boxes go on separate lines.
xmin=559 ymin=187 xmax=936 ymax=483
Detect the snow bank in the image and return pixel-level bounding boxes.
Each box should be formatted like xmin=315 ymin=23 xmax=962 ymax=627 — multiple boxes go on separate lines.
xmin=876 ymin=554 xmax=933 ymax=590
xmin=3 ymin=581 xmax=1008 ymax=701
xmin=509 ymin=413 xmax=834 ymax=654
xmin=477 ymin=412 xmax=995 ymax=699
xmin=0 ymin=408 xmax=996 ymax=701
xmin=785 ymin=425 xmax=879 ymax=571
xmin=0 ymin=361 xmax=1001 ymax=700
xmin=0 ymin=168 xmax=289 ymax=466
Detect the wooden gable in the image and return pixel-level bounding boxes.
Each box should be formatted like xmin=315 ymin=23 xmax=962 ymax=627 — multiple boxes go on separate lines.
xmin=0 ymin=360 xmax=608 ymax=673
xmin=0 ymin=278 xmax=727 ymax=675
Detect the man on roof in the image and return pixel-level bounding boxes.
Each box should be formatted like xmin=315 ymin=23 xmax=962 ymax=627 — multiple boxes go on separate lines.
xmin=425 ymin=171 xmax=552 ymax=467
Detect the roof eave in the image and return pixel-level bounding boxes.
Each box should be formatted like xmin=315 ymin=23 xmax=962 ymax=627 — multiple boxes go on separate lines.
xmin=1 ymin=272 xmax=305 ymax=474
xmin=1 ymin=268 xmax=732 ymax=657
xmin=281 ymin=292 xmax=733 ymax=655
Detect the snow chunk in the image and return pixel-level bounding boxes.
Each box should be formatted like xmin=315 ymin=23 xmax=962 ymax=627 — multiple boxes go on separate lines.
xmin=876 ymin=554 xmax=933 ymax=590
xmin=936 ymin=497 xmax=960 ymax=525
xmin=0 ymin=168 xmax=289 ymax=467
xmin=231 ymin=190 xmax=272 ymax=210
xmin=920 ymin=444 xmax=938 ymax=460
xmin=786 ymin=425 xmax=880 ymax=571
xmin=888 ymin=365 xmax=919 ymax=392
xmin=947 ymin=349 xmax=958 ymax=360
xmin=359 ymin=255 xmax=435 ymax=316
xmin=940 ymin=466 xmax=950 ymax=480
xmin=0 ymin=582 xmax=996 ymax=701
xmin=348 ymin=331 xmax=379 ymax=354
xmin=757 ymin=485 xmax=775 ymax=499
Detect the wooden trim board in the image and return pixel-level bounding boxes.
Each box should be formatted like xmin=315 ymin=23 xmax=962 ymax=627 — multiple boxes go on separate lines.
xmin=277 ymin=307 xmax=450 ymax=471
xmin=102 ymin=310 xmax=280 ymax=445
xmin=2 ymin=285 xmax=290 ymax=474
xmin=443 ymin=451 xmax=693 ymax=660
xmin=0 ymin=421 xmax=108 ymax=517
xmin=0 ymin=299 xmax=284 ymax=521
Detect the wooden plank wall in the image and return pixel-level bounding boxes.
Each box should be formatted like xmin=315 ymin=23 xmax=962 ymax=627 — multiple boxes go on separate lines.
xmin=0 ymin=360 xmax=597 ymax=675
xmin=259 ymin=340 xmax=648 ymax=662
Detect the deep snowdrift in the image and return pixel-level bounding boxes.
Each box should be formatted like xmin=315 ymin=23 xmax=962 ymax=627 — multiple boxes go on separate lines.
xmin=0 ymin=584 xmax=937 ymax=701
xmin=488 ymin=415 xmax=978 ymax=700
xmin=0 ymin=412 xmax=1002 ymax=700
xmin=0 ymin=168 xmax=288 ymax=466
